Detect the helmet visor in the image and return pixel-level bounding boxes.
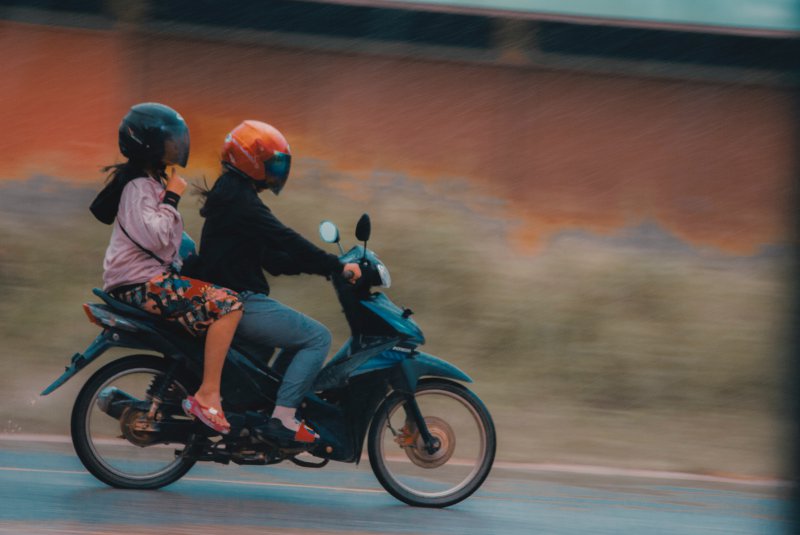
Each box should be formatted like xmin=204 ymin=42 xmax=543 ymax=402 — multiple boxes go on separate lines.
xmin=162 ymin=123 xmax=190 ymax=167
xmin=264 ymin=151 xmax=291 ymax=195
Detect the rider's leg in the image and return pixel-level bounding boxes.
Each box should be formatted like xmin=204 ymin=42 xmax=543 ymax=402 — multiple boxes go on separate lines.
xmin=193 ymin=309 xmax=243 ymax=428
xmin=271 ymin=348 xmax=296 ymax=376
xmin=234 ymin=293 xmax=331 ymax=432
xmin=271 ymin=326 xmax=330 ymax=432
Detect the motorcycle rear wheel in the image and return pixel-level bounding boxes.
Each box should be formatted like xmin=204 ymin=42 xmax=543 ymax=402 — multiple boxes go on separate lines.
xmin=367 ymin=378 xmax=496 ymax=507
xmin=71 ymin=355 xmax=198 ymax=489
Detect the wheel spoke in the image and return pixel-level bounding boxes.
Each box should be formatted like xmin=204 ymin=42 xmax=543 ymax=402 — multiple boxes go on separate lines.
xmin=368 ymin=381 xmax=495 ymax=507
xmin=72 ymin=356 xmax=196 ymax=489
xmin=86 ymin=368 xmax=188 ymax=478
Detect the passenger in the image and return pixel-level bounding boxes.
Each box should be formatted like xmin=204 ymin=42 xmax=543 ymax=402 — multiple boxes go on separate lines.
xmin=189 ymin=120 xmax=361 ymax=444
xmin=91 ymin=103 xmax=243 ymax=435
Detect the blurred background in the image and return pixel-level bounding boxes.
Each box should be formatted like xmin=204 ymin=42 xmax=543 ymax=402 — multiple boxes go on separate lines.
xmin=0 ymin=0 xmax=798 ymax=479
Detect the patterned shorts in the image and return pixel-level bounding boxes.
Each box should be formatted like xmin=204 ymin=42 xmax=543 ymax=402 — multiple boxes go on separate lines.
xmin=111 ymin=271 xmax=243 ymax=337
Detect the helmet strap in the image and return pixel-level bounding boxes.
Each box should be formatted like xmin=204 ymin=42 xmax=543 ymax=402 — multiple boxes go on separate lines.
xmin=221 ymin=161 xmax=248 ymax=180
xmin=222 ymin=161 xmax=274 ymax=193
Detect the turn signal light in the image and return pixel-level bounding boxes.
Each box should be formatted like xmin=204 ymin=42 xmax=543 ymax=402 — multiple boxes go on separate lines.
xmin=83 ymin=303 xmax=102 ymax=326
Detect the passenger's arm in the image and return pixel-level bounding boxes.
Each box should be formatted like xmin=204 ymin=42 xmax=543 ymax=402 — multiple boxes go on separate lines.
xmin=117 ymin=178 xmax=182 ymax=252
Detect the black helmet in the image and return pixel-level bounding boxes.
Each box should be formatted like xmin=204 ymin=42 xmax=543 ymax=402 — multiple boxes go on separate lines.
xmin=118 ymin=102 xmax=190 ymax=167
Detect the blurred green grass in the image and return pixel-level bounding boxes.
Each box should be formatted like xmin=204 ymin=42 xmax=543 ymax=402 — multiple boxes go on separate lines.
xmin=0 ymin=171 xmax=790 ymax=476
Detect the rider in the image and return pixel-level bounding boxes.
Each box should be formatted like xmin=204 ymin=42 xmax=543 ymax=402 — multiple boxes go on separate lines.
xmin=189 ymin=120 xmax=361 ymax=444
xmin=91 ymin=102 xmax=243 ymax=435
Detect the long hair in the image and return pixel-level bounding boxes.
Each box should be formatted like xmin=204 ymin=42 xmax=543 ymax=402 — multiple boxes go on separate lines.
xmin=102 ymin=160 xmax=167 ymax=187
xmin=90 ymin=159 xmax=167 ymax=224
xmin=198 ymin=166 xmax=251 ymax=218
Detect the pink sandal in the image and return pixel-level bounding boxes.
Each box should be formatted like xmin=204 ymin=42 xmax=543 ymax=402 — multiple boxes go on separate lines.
xmin=182 ymin=395 xmax=230 ymax=435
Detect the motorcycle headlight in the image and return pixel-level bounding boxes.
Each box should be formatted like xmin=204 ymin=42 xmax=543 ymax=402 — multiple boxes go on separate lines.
xmin=376 ymin=263 xmax=391 ymax=288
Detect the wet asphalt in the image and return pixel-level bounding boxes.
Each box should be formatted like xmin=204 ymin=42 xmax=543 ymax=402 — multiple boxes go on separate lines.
xmin=0 ymin=439 xmax=788 ymax=535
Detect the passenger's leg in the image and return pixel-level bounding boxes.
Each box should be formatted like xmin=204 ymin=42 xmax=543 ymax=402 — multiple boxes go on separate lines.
xmin=123 ymin=274 xmax=244 ymax=433
xmin=193 ymin=309 xmax=243 ymax=429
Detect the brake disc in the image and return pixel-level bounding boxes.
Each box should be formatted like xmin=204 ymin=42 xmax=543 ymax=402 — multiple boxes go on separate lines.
xmin=402 ymin=416 xmax=456 ymax=469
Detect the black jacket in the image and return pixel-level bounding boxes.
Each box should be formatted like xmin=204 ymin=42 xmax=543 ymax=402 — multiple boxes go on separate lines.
xmin=189 ymin=173 xmax=342 ymax=294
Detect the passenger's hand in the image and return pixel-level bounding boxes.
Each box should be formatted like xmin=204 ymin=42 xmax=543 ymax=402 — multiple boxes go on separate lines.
xmin=166 ymin=168 xmax=187 ymax=196
xmin=342 ymin=263 xmax=362 ymax=284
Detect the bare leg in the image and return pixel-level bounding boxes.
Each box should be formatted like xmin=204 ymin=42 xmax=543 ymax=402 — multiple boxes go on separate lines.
xmin=192 ymin=310 xmax=243 ymax=428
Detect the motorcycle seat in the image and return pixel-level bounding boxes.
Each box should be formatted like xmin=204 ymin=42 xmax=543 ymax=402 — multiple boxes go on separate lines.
xmin=92 ymin=288 xmax=155 ymax=321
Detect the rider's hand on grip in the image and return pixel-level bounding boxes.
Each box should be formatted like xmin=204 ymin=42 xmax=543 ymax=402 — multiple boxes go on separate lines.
xmin=342 ymin=263 xmax=361 ymax=284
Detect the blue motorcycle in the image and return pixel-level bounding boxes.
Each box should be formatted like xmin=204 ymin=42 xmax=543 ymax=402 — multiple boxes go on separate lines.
xmin=42 ymin=214 xmax=496 ymax=507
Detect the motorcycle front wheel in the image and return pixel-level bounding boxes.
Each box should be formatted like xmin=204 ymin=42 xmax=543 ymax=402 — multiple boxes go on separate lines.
xmin=71 ymin=355 xmax=198 ymax=489
xmin=367 ymin=378 xmax=496 ymax=507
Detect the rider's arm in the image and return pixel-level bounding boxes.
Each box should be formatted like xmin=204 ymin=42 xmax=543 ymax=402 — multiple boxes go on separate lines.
xmin=117 ymin=178 xmax=182 ymax=252
xmin=260 ymin=249 xmax=303 ymax=276
xmin=244 ymin=202 xmax=343 ymax=277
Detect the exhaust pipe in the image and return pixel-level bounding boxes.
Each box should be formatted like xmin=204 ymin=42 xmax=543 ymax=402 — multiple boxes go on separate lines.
xmin=96 ymin=387 xmax=141 ymax=418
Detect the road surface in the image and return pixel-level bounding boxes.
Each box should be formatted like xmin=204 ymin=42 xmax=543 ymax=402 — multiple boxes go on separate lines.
xmin=0 ymin=436 xmax=787 ymax=535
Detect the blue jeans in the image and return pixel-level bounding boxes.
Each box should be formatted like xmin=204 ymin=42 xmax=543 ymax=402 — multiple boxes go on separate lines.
xmin=233 ymin=291 xmax=331 ymax=408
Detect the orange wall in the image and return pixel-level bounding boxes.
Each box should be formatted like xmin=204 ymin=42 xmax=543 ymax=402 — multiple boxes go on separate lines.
xmin=0 ymin=20 xmax=794 ymax=253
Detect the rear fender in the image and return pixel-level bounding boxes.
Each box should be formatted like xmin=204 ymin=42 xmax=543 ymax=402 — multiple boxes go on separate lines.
xmin=42 ymin=330 xmax=120 ymax=395
xmin=43 ymin=297 xmax=200 ymax=396
xmin=40 ymin=326 xmax=185 ymax=396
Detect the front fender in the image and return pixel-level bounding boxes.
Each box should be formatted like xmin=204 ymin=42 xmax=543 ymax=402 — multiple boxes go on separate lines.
xmin=400 ymin=352 xmax=472 ymax=392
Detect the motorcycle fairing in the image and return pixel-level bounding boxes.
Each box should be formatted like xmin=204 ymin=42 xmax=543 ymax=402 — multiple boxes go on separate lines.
xmin=304 ymin=349 xmax=472 ymax=463
xmin=302 ymin=393 xmax=354 ymax=462
xmin=220 ymin=346 xmax=282 ymax=409
xmin=304 ymin=370 xmax=394 ymax=463
xmin=312 ymin=336 xmax=399 ymax=391
xmin=360 ymin=293 xmax=425 ymax=344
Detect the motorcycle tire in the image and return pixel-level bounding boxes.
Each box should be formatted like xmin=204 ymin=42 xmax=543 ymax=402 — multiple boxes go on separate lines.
xmin=71 ymin=354 xmax=198 ymax=490
xmin=367 ymin=378 xmax=496 ymax=508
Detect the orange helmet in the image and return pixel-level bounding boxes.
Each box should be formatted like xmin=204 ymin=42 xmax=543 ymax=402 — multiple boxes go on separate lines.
xmin=221 ymin=120 xmax=292 ymax=195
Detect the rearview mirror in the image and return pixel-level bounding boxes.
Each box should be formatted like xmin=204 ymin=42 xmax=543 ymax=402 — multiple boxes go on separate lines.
xmin=319 ymin=220 xmax=340 ymax=243
xmin=355 ymin=213 xmax=371 ymax=242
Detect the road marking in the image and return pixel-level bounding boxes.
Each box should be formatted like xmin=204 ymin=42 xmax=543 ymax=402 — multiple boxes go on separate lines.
xmin=0 ymin=433 xmax=784 ymax=487
xmin=183 ymin=475 xmax=383 ymax=494
xmin=0 ymin=433 xmax=71 ymax=444
xmin=0 ymin=465 xmax=383 ymax=494
xmin=0 ymin=466 xmax=84 ymax=475
xmin=489 ymin=462 xmax=786 ymax=487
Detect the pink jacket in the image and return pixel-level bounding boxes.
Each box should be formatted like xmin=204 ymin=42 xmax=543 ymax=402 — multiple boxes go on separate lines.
xmin=102 ymin=177 xmax=183 ymax=291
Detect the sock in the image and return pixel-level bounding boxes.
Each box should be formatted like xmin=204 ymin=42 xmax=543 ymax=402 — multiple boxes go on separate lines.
xmin=271 ymin=405 xmax=299 ymax=432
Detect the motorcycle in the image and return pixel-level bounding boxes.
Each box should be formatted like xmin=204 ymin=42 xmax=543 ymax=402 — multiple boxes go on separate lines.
xmin=41 ymin=214 xmax=496 ymax=508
